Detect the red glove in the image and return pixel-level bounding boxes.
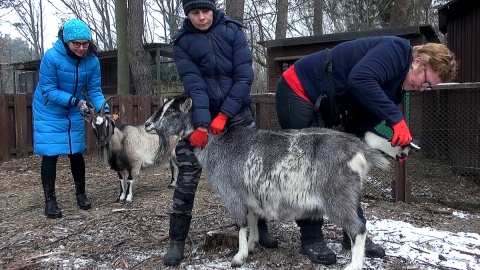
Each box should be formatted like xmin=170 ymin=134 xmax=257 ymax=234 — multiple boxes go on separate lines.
xmin=210 ymin=112 xmax=229 ymax=135
xmin=391 ymin=119 xmax=412 ymax=147
xmin=189 ymin=127 xmax=208 ymax=149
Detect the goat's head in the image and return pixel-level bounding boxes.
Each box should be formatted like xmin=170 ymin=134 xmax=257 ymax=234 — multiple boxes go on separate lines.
xmin=145 ymin=94 xmax=194 ymax=140
xmin=363 ymin=131 xmax=420 ymax=161
xmin=83 ymin=96 xmax=116 ymax=146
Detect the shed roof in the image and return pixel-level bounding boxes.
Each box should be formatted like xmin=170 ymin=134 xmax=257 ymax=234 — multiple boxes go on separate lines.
xmin=259 ymin=25 xmax=439 ymax=48
xmin=13 ymin=43 xmax=173 ymax=71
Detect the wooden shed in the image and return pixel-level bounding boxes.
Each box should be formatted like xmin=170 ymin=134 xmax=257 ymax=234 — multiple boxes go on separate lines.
xmin=259 ymin=25 xmax=440 ymax=94
xmin=11 ymin=43 xmax=173 ymax=95
xmin=439 ymin=0 xmax=480 ymax=83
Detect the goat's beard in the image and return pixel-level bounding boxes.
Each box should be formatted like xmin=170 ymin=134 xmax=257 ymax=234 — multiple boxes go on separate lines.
xmin=99 ymin=145 xmax=110 ymax=166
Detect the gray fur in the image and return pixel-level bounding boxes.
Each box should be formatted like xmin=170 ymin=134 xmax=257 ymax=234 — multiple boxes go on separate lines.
xmin=145 ymin=95 xmax=390 ymax=269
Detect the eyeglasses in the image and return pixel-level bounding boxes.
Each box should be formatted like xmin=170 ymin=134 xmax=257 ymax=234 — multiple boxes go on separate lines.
xmin=421 ymin=69 xmax=432 ymax=90
xmin=71 ymin=41 xmax=90 ymax=48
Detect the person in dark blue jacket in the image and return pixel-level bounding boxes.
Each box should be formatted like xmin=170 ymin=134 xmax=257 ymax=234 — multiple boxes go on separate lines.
xmin=275 ymin=36 xmax=457 ymax=265
xmin=163 ymin=0 xmax=277 ymax=266
xmin=33 ymin=18 xmax=109 ymax=219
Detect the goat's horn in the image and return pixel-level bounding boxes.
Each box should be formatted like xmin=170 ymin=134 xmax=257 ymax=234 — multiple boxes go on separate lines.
xmin=101 ymin=96 xmax=116 ymax=116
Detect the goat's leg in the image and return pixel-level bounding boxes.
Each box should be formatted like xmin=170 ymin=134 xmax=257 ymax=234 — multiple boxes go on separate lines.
xmin=119 ymin=172 xmax=128 ymax=202
xmin=169 ymin=159 xmax=178 ymax=188
xmin=126 ymin=166 xmax=141 ymax=202
xmin=231 ymin=226 xmax=249 ymax=267
xmin=344 ymin=232 xmax=366 ymax=270
xmin=246 ymin=211 xmax=259 ymax=253
xmin=126 ymin=177 xmax=134 ymax=202
xmin=336 ymin=212 xmax=366 ymax=270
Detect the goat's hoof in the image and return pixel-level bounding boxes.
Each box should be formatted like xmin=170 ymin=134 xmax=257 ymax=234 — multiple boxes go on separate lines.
xmin=344 ymin=263 xmax=362 ymax=270
xmin=231 ymin=254 xmax=246 ymax=267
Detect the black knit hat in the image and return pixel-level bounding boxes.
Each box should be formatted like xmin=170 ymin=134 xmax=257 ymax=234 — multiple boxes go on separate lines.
xmin=183 ymin=0 xmax=216 ymax=15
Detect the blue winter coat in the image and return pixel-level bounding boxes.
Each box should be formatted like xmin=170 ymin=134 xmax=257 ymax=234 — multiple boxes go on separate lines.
xmin=172 ymin=10 xmax=254 ymax=128
xmin=33 ymin=39 xmax=107 ymax=156
xmin=293 ymin=36 xmax=412 ymax=132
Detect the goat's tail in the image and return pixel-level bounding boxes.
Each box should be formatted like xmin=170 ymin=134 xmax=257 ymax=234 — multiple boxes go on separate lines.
xmin=366 ymin=148 xmax=391 ymax=171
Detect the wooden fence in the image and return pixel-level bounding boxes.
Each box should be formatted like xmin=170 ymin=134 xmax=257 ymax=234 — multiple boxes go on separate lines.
xmin=0 ymin=94 xmax=276 ymax=163
xmin=0 ymin=94 xmax=165 ymax=162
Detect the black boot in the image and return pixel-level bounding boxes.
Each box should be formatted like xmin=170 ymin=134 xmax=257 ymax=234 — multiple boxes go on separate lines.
xmin=164 ymin=214 xmax=192 ymax=266
xmin=258 ymin=218 xmax=278 ymax=248
xmin=342 ymin=232 xmax=386 ymax=258
xmin=43 ymin=188 xmax=62 ymax=219
xmin=298 ymin=219 xmax=337 ymax=265
xmin=75 ymin=181 xmax=91 ymax=210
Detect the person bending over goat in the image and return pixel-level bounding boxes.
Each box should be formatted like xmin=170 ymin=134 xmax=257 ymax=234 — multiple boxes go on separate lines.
xmin=274 ymin=36 xmax=457 ymax=264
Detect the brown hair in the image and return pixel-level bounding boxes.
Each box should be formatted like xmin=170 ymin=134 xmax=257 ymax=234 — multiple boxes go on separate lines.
xmin=413 ymin=43 xmax=458 ymax=83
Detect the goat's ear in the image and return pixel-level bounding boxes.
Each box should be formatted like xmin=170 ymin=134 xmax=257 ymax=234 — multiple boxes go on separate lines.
xmin=179 ymin=97 xmax=192 ymax=112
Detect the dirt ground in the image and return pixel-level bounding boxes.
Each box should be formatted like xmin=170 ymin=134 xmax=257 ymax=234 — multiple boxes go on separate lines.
xmin=0 ymin=154 xmax=479 ymax=270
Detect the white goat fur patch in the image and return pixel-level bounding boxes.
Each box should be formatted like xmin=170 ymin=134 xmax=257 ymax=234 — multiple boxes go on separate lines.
xmin=95 ymin=116 xmax=104 ymax=125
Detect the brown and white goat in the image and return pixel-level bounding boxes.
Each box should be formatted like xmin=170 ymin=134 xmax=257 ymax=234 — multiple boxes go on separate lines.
xmin=84 ymin=97 xmax=179 ymax=202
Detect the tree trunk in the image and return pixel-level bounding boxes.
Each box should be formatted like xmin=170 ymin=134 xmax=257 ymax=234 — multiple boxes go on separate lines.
xmin=313 ymin=0 xmax=323 ymax=35
xmin=390 ymin=0 xmax=409 ymax=27
xmin=275 ymin=0 xmax=288 ymax=39
xmin=127 ymin=0 xmax=154 ymax=95
xmin=225 ymin=0 xmax=245 ymax=22
xmin=116 ymin=0 xmax=130 ymax=95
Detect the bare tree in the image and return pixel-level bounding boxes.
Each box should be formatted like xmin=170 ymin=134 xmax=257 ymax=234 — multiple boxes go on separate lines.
xmin=275 ymin=0 xmax=288 ymax=39
xmin=7 ymin=0 xmax=45 ymax=58
xmin=225 ymin=0 xmax=244 ymax=22
xmin=53 ymin=0 xmax=116 ymax=50
xmin=150 ymin=0 xmax=183 ymax=42
xmin=127 ymin=0 xmax=154 ymax=95
xmin=313 ymin=0 xmax=323 ymax=35
xmin=390 ymin=0 xmax=409 ymax=27
xmin=116 ymin=0 xmax=129 ymax=95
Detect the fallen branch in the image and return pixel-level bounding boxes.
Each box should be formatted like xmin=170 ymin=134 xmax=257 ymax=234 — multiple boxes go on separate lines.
xmin=26 ymin=251 xmax=68 ymax=260
xmin=157 ymin=223 xmax=237 ymax=243
xmin=450 ymin=246 xmax=480 ymax=256
xmin=426 ymin=206 xmax=454 ymax=215
xmin=111 ymin=208 xmax=145 ymax=212
xmin=5 ymin=261 xmax=42 ymax=270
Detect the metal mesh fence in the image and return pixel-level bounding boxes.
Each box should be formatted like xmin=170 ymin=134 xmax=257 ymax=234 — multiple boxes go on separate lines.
xmin=252 ymin=88 xmax=480 ymax=210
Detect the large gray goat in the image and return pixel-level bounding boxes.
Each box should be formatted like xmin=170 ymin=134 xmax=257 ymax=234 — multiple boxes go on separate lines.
xmin=144 ymin=94 xmax=409 ymax=269
xmin=84 ymin=97 xmax=179 ymax=203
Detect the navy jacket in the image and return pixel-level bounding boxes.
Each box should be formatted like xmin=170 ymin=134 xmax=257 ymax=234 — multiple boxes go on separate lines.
xmin=172 ymin=10 xmax=253 ymax=128
xmin=294 ymin=36 xmax=412 ymax=131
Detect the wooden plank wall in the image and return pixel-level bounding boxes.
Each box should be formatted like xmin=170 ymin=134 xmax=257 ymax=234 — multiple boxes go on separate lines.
xmin=0 ymin=94 xmax=164 ymax=162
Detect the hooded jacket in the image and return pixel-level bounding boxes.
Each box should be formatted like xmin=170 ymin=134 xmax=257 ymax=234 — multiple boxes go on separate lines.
xmin=33 ymin=38 xmax=106 ymax=156
xmin=172 ymin=10 xmax=254 ymax=129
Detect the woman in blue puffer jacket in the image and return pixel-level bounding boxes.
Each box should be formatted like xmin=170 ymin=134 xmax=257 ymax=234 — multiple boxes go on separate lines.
xmin=32 ymin=18 xmax=108 ymax=219
xmin=162 ymin=0 xmax=277 ymax=266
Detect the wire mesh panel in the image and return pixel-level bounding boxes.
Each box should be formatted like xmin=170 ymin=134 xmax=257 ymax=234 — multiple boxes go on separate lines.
xmin=251 ymin=89 xmax=480 ymax=209
xmin=407 ymin=89 xmax=480 ymax=209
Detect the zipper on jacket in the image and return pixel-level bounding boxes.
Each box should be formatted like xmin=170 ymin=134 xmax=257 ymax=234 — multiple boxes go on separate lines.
xmin=207 ymin=34 xmax=224 ymax=102
xmin=69 ymin=59 xmax=81 ymax=154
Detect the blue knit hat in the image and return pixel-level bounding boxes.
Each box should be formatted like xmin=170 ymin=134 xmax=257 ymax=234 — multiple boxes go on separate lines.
xmin=62 ymin=18 xmax=91 ymax=42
